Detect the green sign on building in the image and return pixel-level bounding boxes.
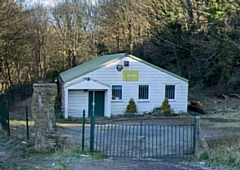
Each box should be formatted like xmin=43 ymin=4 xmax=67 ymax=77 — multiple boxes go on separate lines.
xmin=122 ymin=70 xmax=139 ymax=81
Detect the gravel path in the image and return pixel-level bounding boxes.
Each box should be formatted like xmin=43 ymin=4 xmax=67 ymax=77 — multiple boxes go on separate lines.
xmin=67 ymin=158 xmax=212 ymax=170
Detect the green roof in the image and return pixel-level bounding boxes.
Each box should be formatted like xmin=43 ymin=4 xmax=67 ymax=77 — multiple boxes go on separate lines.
xmin=60 ymin=53 xmax=188 ymax=83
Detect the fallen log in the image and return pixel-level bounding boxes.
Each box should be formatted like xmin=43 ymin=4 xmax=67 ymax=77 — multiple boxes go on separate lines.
xmin=190 ymin=101 xmax=204 ymax=108
xmin=188 ymin=105 xmax=210 ymax=114
xmin=229 ymin=94 xmax=240 ymax=99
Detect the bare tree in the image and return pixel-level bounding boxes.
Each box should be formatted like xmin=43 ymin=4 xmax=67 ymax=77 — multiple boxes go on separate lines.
xmin=0 ymin=0 xmax=33 ymax=90
xmin=52 ymin=0 xmax=96 ymax=70
xmin=95 ymin=0 xmax=149 ymax=55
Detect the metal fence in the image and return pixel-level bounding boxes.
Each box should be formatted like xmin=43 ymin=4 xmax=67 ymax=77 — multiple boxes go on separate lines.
xmin=4 ymin=105 xmax=32 ymax=140
xmin=0 ymin=103 xmax=10 ymax=135
xmin=0 ymin=84 xmax=33 ymax=105
xmin=0 ymin=84 xmax=33 ymax=136
xmin=87 ymin=116 xmax=197 ymax=159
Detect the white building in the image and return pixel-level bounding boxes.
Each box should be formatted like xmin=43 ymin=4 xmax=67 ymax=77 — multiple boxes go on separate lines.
xmin=59 ymin=53 xmax=188 ymax=118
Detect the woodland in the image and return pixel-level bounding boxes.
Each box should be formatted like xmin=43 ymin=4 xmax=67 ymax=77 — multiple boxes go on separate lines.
xmin=0 ymin=0 xmax=239 ymax=94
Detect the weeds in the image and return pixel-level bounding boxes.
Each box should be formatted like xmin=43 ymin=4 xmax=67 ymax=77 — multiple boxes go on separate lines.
xmin=91 ymin=153 xmax=106 ymax=160
xmin=58 ymin=161 xmax=67 ymax=170
xmin=207 ymin=134 xmax=240 ymax=149
xmin=209 ymin=145 xmax=240 ymax=168
xmin=194 ymin=134 xmax=240 ymax=169
xmin=56 ymin=114 xmax=83 ymax=124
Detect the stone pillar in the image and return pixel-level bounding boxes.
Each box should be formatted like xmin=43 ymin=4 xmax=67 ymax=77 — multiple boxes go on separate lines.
xmin=31 ymin=83 xmax=57 ymax=150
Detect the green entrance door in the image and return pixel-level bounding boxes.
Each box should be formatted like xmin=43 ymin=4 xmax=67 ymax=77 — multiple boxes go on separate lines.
xmin=88 ymin=91 xmax=105 ymax=117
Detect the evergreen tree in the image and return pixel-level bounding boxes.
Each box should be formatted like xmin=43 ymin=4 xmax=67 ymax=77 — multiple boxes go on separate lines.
xmin=159 ymin=98 xmax=172 ymax=116
xmin=125 ymin=98 xmax=137 ymax=114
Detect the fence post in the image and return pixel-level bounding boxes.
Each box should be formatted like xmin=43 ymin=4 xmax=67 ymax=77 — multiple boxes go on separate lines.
xmin=26 ymin=105 xmax=29 ymax=140
xmin=90 ymin=115 xmax=95 ymax=153
xmin=196 ymin=116 xmax=210 ymax=157
xmin=140 ymin=119 xmax=143 ymax=158
xmin=82 ymin=110 xmax=85 ymax=151
xmin=194 ymin=116 xmax=200 ymax=154
xmin=6 ymin=106 xmax=10 ymax=136
xmin=0 ymin=104 xmax=2 ymax=126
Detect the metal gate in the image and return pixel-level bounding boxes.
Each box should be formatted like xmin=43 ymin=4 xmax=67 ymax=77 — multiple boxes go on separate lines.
xmin=0 ymin=103 xmax=10 ymax=135
xmin=90 ymin=118 xmax=196 ymax=159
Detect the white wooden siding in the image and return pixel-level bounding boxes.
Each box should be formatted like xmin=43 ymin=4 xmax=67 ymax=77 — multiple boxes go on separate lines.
xmin=67 ymin=79 xmax=110 ymax=90
xmin=68 ymin=90 xmax=88 ymax=117
xmin=64 ymin=56 xmax=188 ymax=117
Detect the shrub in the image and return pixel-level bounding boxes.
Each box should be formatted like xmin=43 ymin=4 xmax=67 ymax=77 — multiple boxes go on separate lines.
xmin=125 ymin=98 xmax=137 ymax=114
xmin=151 ymin=107 xmax=160 ymax=116
xmin=49 ymin=69 xmax=60 ymax=80
xmin=159 ymin=98 xmax=173 ymax=116
xmin=228 ymin=71 xmax=240 ymax=93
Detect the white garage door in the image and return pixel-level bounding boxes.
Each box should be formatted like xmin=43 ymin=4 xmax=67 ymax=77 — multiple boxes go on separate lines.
xmin=68 ymin=90 xmax=88 ymax=117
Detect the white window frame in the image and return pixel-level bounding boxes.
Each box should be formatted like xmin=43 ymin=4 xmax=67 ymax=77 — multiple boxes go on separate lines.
xmin=112 ymin=85 xmax=122 ymax=100
xmin=165 ymin=85 xmax=175 ymax=100
xmin=138 ymin=85 xmax=149 ymax=100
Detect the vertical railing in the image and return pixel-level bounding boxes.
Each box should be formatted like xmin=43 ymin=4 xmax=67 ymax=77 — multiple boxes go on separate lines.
xmin=82 ymin=110 xmax=85 ymax=151
xmin=93 ymin=118 xmax=196 ymax=159
xmin=193 ymin=116 xmax=199 ymax=154
xmin=26 ymin=105 xmax=29 ymax=140
xmin=6 ymin=105 xmax=10 ymax=136
xmin=0 ymin=103 xmax=10 ymax=136
xmin=90 ymin=115 xmax=95 ymax=153
xmin=2 ymin=84 xmax=33 ymax=106
xmin=140 ymin=120 xmax=142 ymax=158
xmin=0 ymin=103 xmax=3 ymax=130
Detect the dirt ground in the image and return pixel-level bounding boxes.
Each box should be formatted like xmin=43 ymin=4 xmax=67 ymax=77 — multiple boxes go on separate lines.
xmin=0 ymin=130 xmax=230 ymax=170
xmin=1 ymin=119 xmax=239 ymax=170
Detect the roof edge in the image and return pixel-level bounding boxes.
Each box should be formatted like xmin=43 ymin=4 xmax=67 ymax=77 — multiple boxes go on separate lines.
xmin=128 ymin=54 xmax=189 ymax=82
xmin=60 ymin=53 xmax=188 ymax=83
xmin=60 ymin=53 xmax=127 ymax=82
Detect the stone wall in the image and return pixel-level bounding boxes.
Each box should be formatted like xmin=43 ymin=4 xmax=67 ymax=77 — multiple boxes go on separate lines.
xmin=31 ymin=83 xmax=57 ymax=150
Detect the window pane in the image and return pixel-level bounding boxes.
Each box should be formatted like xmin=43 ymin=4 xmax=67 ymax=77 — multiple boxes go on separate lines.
xmin=139 ymin=85 xmax=149 ymax=99
xmin=165 ymin=85 xmax=175 ymax=99
xmin=112 ymin=85 xmax=122 ymax=100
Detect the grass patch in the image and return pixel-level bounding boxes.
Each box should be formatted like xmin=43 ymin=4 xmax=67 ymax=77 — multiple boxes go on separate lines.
xmin=55 ymin=114 xmax=84 ymax=124
xmin=193 ymin=134 xmax=240 ymax=169
xmin=207 ymin=134 xmax=240 ymax=149
xmin=212 ymin=122 xmax=240 ymax=128
xmin=91 ymin=153 xmax=106 ymax=160
xmin=209 ymin=145 xmax=240 ymax=168
xmin=10 ymin=120 xmax=34 ymax=126
xmin=0 ymin=132 xmax=90 ymax=170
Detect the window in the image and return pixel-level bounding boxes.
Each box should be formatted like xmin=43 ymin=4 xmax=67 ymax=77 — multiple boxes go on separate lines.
xmin=124 ymin=61 xmax=129 ymax=66
xmin=138 ymin=85 xmax=149 ymax=99
xmin=165 ymin=85 xmax=175 ymax=99
xmin=112 ymin=85 xmax=122 ymax=100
